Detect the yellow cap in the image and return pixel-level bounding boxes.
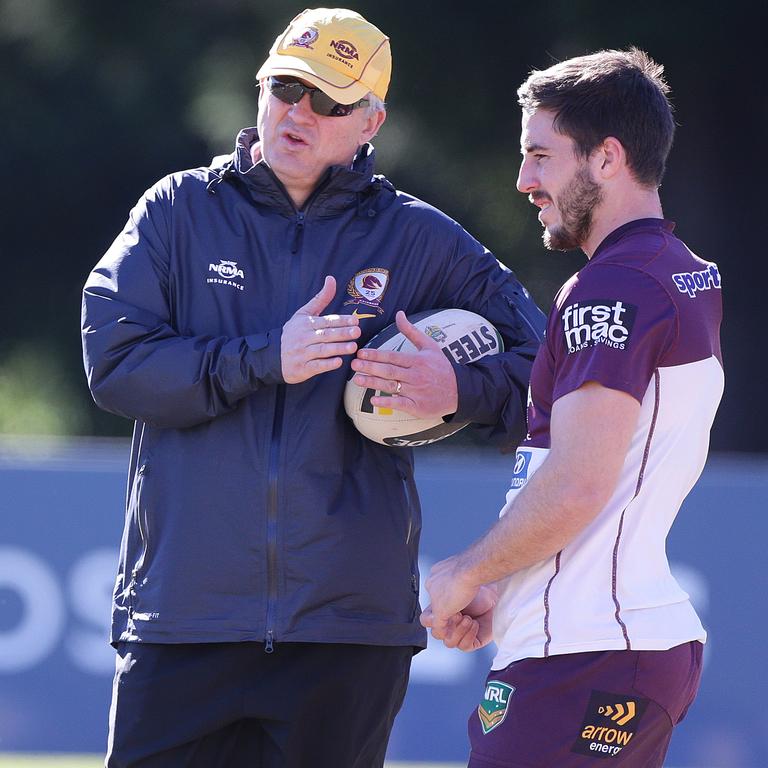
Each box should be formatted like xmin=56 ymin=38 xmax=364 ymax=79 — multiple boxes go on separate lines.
xmin=256 ymin=8 xmax=391 ymax=104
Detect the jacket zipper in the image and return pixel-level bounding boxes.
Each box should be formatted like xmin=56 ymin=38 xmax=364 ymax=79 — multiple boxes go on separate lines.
xmin=264 ymin=383 xmax=285 ymax=653
xmin=264 ymin=210 xmax=309 ymax=653
xmin=291 ymin=211 xmax=305 ymax=253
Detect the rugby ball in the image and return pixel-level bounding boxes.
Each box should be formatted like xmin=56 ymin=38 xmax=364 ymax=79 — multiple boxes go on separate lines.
xmin=344 ymin=308 xmax=504 ymax=447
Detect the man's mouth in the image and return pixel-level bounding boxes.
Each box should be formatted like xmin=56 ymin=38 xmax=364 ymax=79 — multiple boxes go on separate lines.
xmin=531 ymin=195 xmax=553 ymax=222
xmin=282 ymin=129 xmax=308 ymax=146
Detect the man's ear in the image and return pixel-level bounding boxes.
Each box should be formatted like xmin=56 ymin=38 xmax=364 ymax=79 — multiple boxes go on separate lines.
xmin=595 ymin=136 xmax=626 ymax=180
xmin=359 ymin=108 xmax=387 ymax=144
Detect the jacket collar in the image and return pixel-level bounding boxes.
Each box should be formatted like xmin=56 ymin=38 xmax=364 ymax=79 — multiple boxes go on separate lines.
xmin=224 ymin=126 xmax=381 ymax=215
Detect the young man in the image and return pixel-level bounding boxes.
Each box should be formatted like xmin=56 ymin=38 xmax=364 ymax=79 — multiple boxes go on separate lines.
xmin=81 ymin=8 xmax=544 ymax=768
xmin=421 ymin=49 xmax=723 ymax=767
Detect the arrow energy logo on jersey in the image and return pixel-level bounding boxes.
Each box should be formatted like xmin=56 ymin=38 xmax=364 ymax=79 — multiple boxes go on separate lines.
xmin=571 ymin=690 xmax=649 ymax=758
xmin=561 ymin=299 xmax=637 ymax=354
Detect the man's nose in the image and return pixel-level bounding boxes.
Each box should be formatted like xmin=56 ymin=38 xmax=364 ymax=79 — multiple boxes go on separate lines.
xmin=516 ymin=157 xmax=537 ymax=194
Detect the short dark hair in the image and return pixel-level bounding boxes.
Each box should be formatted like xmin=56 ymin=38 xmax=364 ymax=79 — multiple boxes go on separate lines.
xmin=517 ymin=48 xmax=675 ymax=188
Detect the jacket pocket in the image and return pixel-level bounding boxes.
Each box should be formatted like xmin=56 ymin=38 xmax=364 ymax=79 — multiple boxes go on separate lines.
xmin=400 ymin=470 xmax=421 ymax=622
xmin=127 ymin=462 xmax=153 ymax=602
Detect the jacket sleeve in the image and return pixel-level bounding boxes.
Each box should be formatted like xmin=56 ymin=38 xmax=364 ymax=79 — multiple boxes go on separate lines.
xmin=81 ymin=181 xmax=284 ymax=429
xmin=436 ymin=225 xmax=546 ymax=450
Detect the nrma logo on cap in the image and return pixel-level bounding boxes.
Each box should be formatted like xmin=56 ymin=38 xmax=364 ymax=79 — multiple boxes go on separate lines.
xmin=510 ymin=450 xmax=532 ymax=489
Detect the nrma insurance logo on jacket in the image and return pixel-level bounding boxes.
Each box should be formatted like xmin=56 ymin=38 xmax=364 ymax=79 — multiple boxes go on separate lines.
xmin=207 ymin=260 xmax=246 ymax=291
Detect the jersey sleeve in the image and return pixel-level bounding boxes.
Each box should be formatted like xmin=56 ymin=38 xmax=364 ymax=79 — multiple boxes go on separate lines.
xmin=550 ymin=264 xmax=678 ymax=404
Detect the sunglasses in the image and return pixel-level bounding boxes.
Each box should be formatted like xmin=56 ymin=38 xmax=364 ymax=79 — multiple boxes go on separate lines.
xmin=266 ymin=76 xmax=369 ymax=117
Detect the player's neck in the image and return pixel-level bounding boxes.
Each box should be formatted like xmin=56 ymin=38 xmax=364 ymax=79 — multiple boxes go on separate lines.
xmin=582 ymin=188 xmax=663 ymax=259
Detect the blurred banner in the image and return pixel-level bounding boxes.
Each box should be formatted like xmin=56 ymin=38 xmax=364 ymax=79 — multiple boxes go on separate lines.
xmin=1 ymin=439 xmax=766 ymax=766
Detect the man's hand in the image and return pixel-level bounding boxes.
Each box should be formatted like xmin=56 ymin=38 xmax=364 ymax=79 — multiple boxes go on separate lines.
xmin=281 ymin=276 xmax=361 ymax=384
xmin=419 ymin=553 xmax=486 ymax=648
xmin=421 ymin=584 xmax=498 ymax=652
xmin=350 ymin=310 xmax=458 ymax=418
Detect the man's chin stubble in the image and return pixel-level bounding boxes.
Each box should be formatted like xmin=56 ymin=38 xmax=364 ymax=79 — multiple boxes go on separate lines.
xmin=543 ymin=226 xmax=583 ymax=251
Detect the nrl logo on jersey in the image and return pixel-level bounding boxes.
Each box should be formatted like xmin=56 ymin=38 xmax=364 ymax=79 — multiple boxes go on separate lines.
xmin=343 ymin=268 xmax=389 ymax=314
xmin=208 ymin=260 xmax=245 ymax=291
xmin=477 ymin=681 xmax=515 ymax=735
xmin=562 ymin=299 xmax=637 ymax=354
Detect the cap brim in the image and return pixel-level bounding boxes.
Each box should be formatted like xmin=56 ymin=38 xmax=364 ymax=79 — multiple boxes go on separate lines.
xmin=256 ymin=54 xmax=370 ymax=104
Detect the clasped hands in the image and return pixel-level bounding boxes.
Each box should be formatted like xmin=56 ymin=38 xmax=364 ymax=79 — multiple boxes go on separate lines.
xmin=420 ymin=554 xmax=498 ymax=652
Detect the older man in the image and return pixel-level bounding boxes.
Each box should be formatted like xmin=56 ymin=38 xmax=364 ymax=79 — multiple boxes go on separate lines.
xmin=82 ymin=7 xmax=543 ymax=768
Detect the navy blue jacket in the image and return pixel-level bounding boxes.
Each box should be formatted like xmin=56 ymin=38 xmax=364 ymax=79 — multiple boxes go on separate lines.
xmin=81 ymin=128 xmax=545 ymax=649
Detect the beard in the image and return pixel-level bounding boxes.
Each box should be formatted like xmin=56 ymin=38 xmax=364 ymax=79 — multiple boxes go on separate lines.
xmin=542 ymin=165 xmax=603 ymax=251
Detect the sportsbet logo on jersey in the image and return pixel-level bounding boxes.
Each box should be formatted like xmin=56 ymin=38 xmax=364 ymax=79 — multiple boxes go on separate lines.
xmin=561 ymin=299 xmax=637 ymax=354
xmin=571 ymin=690 xmax=649 ymax=758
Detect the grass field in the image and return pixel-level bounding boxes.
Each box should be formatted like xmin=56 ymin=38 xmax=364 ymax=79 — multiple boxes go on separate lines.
xmin=0 ymin=758 xmax=461 ymax=768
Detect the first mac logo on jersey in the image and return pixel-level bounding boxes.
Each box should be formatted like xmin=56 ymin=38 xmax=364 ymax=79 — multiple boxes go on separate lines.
xmin=561 ymin=299 xmax=637 ymax=354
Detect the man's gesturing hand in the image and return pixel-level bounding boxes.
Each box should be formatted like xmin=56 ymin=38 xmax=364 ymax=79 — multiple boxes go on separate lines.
xmin=350 ymin=310 xmax=458 ymax=419
xmin=281 ymin=276 xmax=361 ymax=384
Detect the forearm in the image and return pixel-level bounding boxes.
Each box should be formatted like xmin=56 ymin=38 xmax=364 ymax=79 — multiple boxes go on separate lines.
xmin=424 ymin=383 xmax=641 ymax=634
xmin=452 ymin=383 xmax=641 ymax=588
xmin=453 ymin=457 xmax=603 ymax=589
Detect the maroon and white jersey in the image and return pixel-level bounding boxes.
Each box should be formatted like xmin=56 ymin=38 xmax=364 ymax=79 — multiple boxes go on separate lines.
xmin=492 ymin=219 xmax=723 ymax=669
